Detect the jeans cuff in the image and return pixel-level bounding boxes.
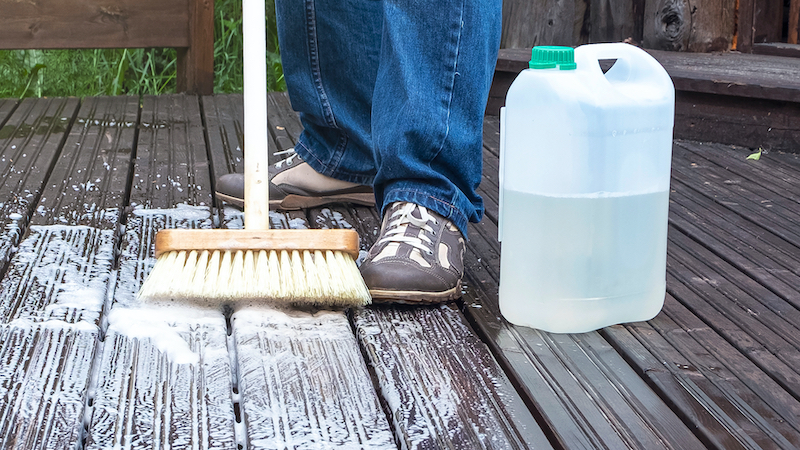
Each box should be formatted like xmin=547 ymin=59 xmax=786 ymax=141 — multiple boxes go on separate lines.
xmin=382 ymin=188 xmax=472 ymax=239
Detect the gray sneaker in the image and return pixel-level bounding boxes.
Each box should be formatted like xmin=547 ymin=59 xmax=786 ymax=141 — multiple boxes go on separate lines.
xmin=215 ymin=149 xmax=375 ymax=209
xmin=360 ymin=202 xmax=466 ymax=303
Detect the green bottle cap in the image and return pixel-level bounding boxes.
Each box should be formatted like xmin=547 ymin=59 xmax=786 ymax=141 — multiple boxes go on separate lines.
xmin=529 ymin=46 xmax=577 ymax=70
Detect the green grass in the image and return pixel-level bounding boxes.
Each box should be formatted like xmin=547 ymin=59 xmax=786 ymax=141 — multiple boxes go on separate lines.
xmin=0 ymin=0 xmax=284 ymax=98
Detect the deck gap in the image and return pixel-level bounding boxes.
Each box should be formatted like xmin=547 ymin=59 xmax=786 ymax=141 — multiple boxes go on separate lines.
xmin=81 ymin=326 xmax=108 ymax=450
xmin=345 ymin=307 xmax=401 ymax=449
xmin=118 ymin=99 xmax=143 ymax=232
xmin=223 ymin=304 xmax=248 ymax=450
xmin=197 ymin=95 xmax=218 ymax=205
xmin=456 ymin=297 xmax=568 ymax=450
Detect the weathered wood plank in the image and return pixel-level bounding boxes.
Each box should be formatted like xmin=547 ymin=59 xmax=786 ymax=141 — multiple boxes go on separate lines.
xmin=669 ymin=189 xmax=800 ymax=310
xmin=353 ymin=304 xmax=551 ymax=449
xmin=0 ymin=99 xmax=17 ymax=122
xmin=643 ymin=0 xmax=735 ymax=51
xmin=0 ymin=97 xmax=77 ymax=272
xmin=232 ymin=308 xmax=395 ymax=449
xmin=603 ymin=302 xmax=800 ymax=450
xmin=85 ymin=308 xmax=237 ymax=449
xmin=0 ymin=96 xmax=137 ymax=449
xmin=500 ymin=0 xmax=583 ymax=49
xmin=647 ymin=50 xmax=800 ymax=103
xmin=0 ymin=0 xmax=190 ymax=49
xmin=87 ymin=94 xmax=238 ymax=448
xmin=589 ymin=0 xmax=638 ymax=43
xmin=204 ymin=93 xmax=395 ymax=447
xmin=0 ymin=322 xmax=97 ymax=449
xmin=671 ymin=144 xmax=800 ymax=246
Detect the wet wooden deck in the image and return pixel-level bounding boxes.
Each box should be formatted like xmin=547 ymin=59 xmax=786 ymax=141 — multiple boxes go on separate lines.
xmin=0 ymin=92 xmax=799 ymax=449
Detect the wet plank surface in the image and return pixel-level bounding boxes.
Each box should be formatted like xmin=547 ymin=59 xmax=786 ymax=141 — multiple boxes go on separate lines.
xmin=0 ymin=93 xmax=799 ymax=449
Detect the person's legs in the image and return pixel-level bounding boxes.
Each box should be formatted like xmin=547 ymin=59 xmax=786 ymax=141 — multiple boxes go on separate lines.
xmin=274 ymin=0 xmax=382 ymax=185
xmin=360 ymin=0 xmax=502 ymax=301
xmin=370 ymin=0 xmax=502 ymax=237
xmin=257 ymin=0 xmax=501 ymax=302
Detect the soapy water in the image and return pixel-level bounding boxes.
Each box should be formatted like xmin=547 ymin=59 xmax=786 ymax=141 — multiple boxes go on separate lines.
xmin=499 ymin=189 xmax=669 ymax=332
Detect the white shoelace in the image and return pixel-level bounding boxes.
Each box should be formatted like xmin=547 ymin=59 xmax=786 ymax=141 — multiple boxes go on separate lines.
xmin=273 ymin=148 xmax=299 ymax=169
xmin=377 ymin=203 xmax=438 ymax=255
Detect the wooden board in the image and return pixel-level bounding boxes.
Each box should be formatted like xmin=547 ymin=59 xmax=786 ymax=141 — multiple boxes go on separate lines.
xmin=0 ymin=96 xmax=136 ymax=448
xmin=0 ymin=98 xmax=78 ymax=272
xmin=500 ymin=0 xmax=583 ymax=49
xmin=258 ymin=94 xmax=553 ymax=447
xmin=203 ymin=93 xmax=397 ymax=448
xmin=643 ymin=0 xmax=736 ymax=51
xmin=0 ymin=0 xmax=189 ymax=49
xmin=85 ymin=95 xmax=238 ymax=448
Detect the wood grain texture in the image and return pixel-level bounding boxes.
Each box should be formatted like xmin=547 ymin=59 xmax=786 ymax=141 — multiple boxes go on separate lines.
xmin=154 ymin=228 xmax=361 ymax=257
xmin=232 ymin=308 xmax=395 ymax=449
xmin=0 ymin=97 xmax=138 ymax=449
xmin=353 ymin=304 xmax=551 ymax=449
xmin=500 ymin=0 xmax=583 ymax=49
xmin=176 ymin=0 xmax=215 ymax=94
xmin=0 ymin=98 xmax=78 ymax=272
xmin=0 ymin=323 xmax=97 ymax=449
xmin=85 ymin=310 xmax=237 ymax=449
xmin=644 ymin=0 xmax=736 ymax=51
xmin=83 ymin=93 xmax=238 ymax=448
xmin=0 ymin=0 xmax=190 ymax=49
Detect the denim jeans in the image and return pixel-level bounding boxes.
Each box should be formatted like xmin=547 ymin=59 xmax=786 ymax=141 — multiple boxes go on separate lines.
xmin=275 ymin=0 xmax=502 ymax=237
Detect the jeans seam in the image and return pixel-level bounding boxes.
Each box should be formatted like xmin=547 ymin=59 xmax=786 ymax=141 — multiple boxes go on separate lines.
xmin=305 ymin=0 xmax=337 ymax=129
xmin=432 ymin=0 xmax=465 ymax=163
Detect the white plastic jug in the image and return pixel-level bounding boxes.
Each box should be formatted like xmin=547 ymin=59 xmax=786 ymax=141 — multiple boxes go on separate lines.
xmin=498 ymin=43 xmax=675 ymax=334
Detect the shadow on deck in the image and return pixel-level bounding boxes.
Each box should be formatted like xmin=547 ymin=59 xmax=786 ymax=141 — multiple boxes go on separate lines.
xmin=0 ymin=92 xmax=799 ymax=449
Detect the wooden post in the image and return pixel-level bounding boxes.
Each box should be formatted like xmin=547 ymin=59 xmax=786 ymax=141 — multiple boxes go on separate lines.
xmin=177 ymin=0 xmax=215 ymax=94
xmin=790 ymin=0 xmax=800 ymax=45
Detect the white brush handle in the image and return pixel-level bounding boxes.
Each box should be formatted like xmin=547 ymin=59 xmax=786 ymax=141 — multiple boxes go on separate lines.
xmin=242 ymin=0 xmax=270 ymax=230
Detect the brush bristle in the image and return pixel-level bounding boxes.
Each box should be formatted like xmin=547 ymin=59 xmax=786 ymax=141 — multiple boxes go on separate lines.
xmin=138 ymin=249 xmax=372 ymax=308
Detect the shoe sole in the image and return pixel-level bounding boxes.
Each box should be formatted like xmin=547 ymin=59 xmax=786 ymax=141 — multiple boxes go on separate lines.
xmin=215 ymin=192 xmax=375 ymax=210
xmin=368 ymin=284 xmax=462 ymax=304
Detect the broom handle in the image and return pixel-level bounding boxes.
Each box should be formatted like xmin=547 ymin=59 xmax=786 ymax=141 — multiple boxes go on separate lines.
xmin=242 ymin=0 xmax=270 ymax=230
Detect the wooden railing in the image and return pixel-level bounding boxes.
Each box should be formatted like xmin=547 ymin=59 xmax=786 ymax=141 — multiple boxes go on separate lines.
xmin=0 ymin=0 xmax=215 ymax=94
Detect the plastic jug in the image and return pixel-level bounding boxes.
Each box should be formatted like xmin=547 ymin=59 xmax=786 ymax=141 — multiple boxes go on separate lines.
xmin=498 ymin=43 xmax=675 ymax=333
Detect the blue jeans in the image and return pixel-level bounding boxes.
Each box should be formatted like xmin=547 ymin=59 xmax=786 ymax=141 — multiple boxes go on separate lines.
xmin=275 ymin=0 xmax=502 ymax=237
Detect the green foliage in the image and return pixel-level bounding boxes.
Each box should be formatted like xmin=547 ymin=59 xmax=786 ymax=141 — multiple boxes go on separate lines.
xmin=0 ymin=0 xmax=284 ymax=98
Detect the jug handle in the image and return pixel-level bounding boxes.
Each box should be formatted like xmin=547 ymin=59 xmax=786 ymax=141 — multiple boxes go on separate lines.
xmin=498 ymin=106 xmax=506 ymax=242
xmin=573 ymin=43 xmax=674 ymax=98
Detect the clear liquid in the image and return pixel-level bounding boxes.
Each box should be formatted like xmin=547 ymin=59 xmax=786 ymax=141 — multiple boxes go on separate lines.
xmin=499 ymin=190 xmax=669 ymax=333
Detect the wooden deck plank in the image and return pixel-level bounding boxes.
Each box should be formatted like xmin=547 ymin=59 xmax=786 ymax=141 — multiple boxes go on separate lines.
xmin=3 ymin=92 xmax=800 ymax=448
xmin=260 ymin=95 xmax=548 ymax=448
xmin=0 ymin=99 xmax=17 ymax=122
xmin=232 ymin=308 xmax=396 ymax=449
xmin=203 ymin=94 xmax=396 ymax=448
xmin=85 ymin=94 xmax=238 ymax=448
xmin=0 ymin=97 xmax=78 ymax=272
xmin=353 ymin=303 xmax=551 ymax=449
xmin=459 ymin=118 xmax=720 ymax=449
xmin=599 ymin=139 xmax=800 ymax=449
xmin=0 ymin=96 xmax=137 ymax=449
xmin=671 ymin=146 xmax=800 ymax=247
xmin=334 ymin=204 xmax=549 ymax=449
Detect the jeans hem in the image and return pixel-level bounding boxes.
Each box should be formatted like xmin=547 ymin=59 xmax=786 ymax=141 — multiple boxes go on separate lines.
xmin=382 ymin=188 xmax=472 ymax=239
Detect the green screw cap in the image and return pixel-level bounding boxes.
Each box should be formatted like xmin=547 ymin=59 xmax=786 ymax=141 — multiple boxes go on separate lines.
xmin=530 ymin=46 xmax=577 ymax=70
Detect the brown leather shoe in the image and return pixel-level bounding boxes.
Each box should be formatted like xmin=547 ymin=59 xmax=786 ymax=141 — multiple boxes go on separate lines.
xmin=215 ymin=149 xmax=375 ymax=209
xmin=360 ymin=202 xmax=466 ymax=303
